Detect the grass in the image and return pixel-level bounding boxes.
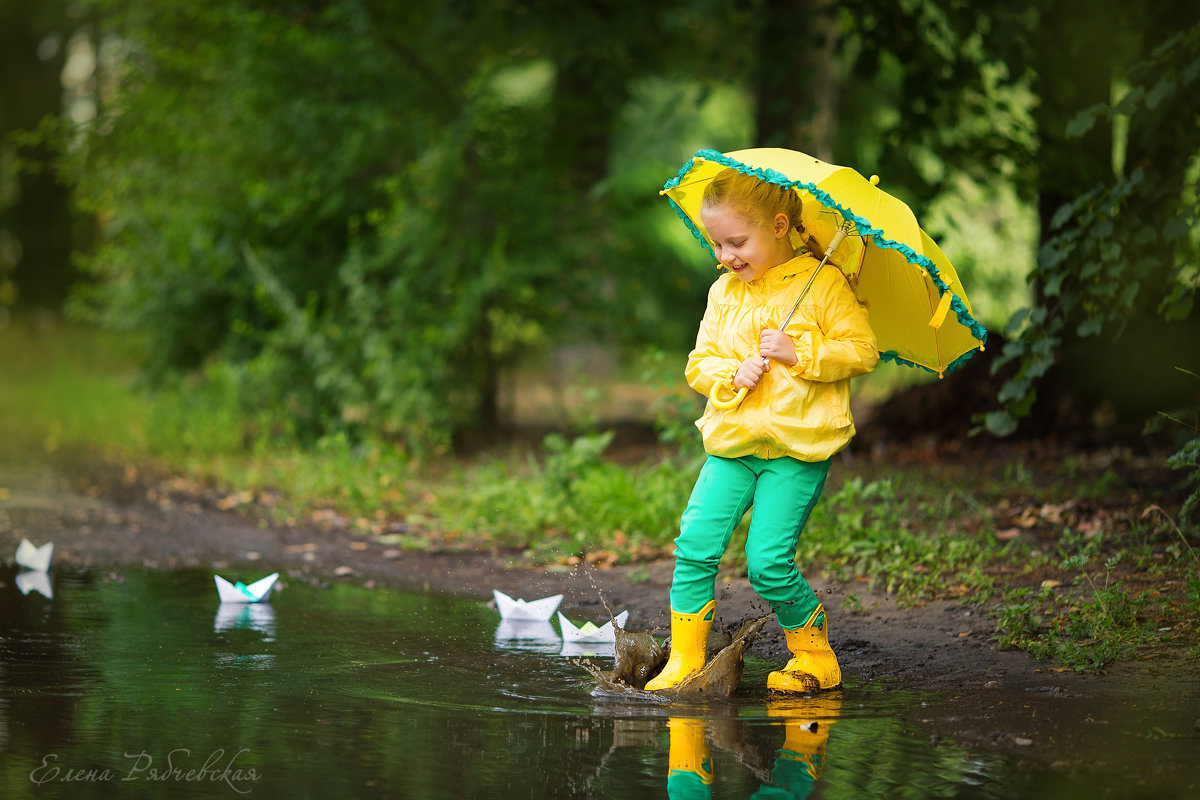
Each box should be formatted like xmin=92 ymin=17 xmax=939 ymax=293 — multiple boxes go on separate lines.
xmin=2 ymin=321 xmax=1198 ymax=673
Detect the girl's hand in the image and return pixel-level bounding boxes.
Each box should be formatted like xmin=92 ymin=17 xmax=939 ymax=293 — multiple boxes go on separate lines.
xmin=759 ymin=327 xmax=798 ymax=366
xmin=733 ymin=355 xmax=768 ymax=389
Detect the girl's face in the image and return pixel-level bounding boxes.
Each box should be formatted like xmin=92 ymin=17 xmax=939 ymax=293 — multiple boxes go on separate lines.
xmin=700 ymin=203 xmax=793 ymax=283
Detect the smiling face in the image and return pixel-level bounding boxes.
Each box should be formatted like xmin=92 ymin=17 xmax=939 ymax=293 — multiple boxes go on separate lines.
xmin=700 ymin=203 xmax=794 ymax=282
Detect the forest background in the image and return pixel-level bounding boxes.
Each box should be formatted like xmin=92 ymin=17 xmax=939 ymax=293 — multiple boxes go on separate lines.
xmin=1 ymin=0 xmax=1199 ymax=670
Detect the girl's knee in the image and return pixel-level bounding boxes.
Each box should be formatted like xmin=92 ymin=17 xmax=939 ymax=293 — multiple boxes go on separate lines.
xmin=746 ymin=555 xmax=799 ymax=598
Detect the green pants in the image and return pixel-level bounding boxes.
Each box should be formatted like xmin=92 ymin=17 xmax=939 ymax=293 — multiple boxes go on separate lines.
xmin=670 ymin=455 xmax=830 ymax=630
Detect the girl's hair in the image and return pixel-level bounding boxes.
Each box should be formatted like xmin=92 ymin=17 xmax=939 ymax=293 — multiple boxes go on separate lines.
xmin=702 ymin=168 xmax=804 ymax=233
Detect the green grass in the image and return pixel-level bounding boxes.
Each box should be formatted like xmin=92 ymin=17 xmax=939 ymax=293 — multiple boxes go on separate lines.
xmin=2 ymin=321 xmax=1197 ymax=673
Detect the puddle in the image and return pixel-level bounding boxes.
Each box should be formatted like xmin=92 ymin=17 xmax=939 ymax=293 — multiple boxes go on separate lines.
xmin=1 ymin=566 xmax=1195 ymax=798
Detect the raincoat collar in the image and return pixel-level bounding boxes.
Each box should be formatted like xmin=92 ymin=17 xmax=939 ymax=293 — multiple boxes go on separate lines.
xmin=741 ymin=251 xmax=816 ymax=296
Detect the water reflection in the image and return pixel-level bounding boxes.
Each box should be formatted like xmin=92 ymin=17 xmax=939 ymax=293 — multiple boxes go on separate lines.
xmin=213 ymin=603 xmax=277 ymax=639
xmin=15 ymin=570 xmax=53 ymax=599
xmin=667 ymin=717 xmax=715 ymax=797
xmin=493 ymin=619 xmax=561 ymax=654
xmin=560 ymin=639 xmax=617 ymax=659
xmin=661 ymin=695 xmax=839 ymax=799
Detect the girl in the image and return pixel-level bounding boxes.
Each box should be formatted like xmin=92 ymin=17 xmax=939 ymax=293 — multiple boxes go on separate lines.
xmin=646 ymin=167 xmax=878 ymax=693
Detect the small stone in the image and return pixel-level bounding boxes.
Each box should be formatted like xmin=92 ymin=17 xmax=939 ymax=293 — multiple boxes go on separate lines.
xmin=1014 ymin=737 xmax=1034 ymax=747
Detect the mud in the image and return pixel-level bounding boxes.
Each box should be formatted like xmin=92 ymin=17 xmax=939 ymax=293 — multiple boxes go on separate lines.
xmin=2 ymin=456 xmax=1199 ymax=792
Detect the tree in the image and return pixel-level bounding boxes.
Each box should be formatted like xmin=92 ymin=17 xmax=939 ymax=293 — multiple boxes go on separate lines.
xmin=65 ymin=0 xmax=738 ymax=452
xmin=987 ymin=10 xmax=1200 ymax=437
xmin=0 ymin=0 xmax=83 ymax=313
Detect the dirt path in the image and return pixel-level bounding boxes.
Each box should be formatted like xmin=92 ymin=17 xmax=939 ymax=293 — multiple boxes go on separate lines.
xmin=2 ymin=458 xmax=1198 ymax=792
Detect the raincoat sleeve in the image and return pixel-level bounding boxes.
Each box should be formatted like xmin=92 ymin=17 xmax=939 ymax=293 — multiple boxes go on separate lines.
xmin=789 ymin=269 xmax=878 ymax=382
xmin=685 ymin=285 xmax=740 ymax=396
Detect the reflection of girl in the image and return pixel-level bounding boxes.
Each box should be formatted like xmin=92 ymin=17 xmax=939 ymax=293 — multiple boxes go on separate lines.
xmin=647 ymin=168 xmax=877 ymax=693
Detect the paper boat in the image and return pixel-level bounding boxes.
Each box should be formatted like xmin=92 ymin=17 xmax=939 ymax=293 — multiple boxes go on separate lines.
xmin=492 ymin=589 xmax=562 ymax=621
xmin=16 ymin=570 xmax=53 ymax=599
xmin=557 ymin=610 xmax=629 ymax=643
xmin=15 ymin=539 xmax=54 ymax=572
xmin=214 ymin=572 xmax=279 ymax=604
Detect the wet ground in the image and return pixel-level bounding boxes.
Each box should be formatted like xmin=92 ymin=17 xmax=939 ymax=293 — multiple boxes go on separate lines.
xmin=2 ymin=459 xmax=1199 ymax=798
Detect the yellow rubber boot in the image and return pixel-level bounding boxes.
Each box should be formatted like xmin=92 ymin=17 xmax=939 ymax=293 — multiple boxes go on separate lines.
xmin=645 ymin=600 xmax=715 ymax=691
xmin=666 ymin=718 xmax=713 ymax=789
xmin=767 ymin=604 xmax=842 ymax=692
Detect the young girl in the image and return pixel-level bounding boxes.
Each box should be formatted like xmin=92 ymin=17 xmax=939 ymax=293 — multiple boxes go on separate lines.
xmin=646 ymin=167 xmax=878 ymax=693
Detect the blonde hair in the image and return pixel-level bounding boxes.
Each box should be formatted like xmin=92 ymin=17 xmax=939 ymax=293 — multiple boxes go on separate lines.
xmin=701 ymin=168 xmax=805 ymax=234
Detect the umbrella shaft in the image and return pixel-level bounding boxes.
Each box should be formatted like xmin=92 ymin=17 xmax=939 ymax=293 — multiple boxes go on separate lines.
xmin=763 ymin=231 xmax=849 ymax=367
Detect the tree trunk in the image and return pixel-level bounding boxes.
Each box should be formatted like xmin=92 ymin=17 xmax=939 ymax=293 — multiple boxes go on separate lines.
xmin=0 ymin=0 xmax=77 ymax=313
xmin=752 ymin=0 xmax=838 ymax=159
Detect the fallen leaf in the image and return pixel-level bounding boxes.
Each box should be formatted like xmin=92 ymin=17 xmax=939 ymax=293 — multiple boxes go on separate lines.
xmin=216 ymin=491 xmax=254 ymax=510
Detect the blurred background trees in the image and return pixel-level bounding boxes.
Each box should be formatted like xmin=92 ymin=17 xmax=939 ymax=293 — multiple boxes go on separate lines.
xmin=1 ymin=0 xmax=1197 ymax=455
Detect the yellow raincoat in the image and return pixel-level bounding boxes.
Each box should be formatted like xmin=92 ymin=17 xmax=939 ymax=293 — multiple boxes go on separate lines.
xmin=687 ymin=252 xmax=878 ymax=462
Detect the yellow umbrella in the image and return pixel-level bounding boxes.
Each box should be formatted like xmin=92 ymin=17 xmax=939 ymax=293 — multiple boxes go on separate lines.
xmin=662 ymin=147 xmax=987 ymax=379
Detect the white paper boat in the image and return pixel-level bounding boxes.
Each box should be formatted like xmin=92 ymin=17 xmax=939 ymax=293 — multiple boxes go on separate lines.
xmin=16 ymin=570 xmax=53 ymax=599
xmin=557 ymin=610 xmax=629 ymax=643
xmin=214 ymin=572 xmax=279 ymax=604
xmin=493 ymin=619 xmax=562 ymax=654
xmin=492 ymin=589 xmax=562 ymax=621
xmin=15 ymin=539 xmax=54 ymax=572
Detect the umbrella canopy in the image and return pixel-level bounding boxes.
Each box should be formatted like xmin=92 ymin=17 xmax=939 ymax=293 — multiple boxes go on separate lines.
xmin=662 ymin=148 xmax=987 ymax=377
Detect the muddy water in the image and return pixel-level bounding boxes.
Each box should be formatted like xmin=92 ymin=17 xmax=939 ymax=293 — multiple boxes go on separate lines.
xmin=0 ymin=567 xmax=1191 ymax=799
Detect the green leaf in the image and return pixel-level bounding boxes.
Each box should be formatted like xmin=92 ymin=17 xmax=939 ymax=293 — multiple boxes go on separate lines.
xmin=1118 ymin=281 xmax=1139 ymax=308
xmin=985 ymin=411 xmax=1018 ymax=437
xmin=1077 ymin=317 xmax=1103 ymax=337
xmin=1065 ymin=103 xmax=1107 ymax=138
xmin=1050 ymin=202 xmax=1076 ymax=231
xmin=998 ymin=375 xmax=1031 ymax=403
xmin=1159 ymin=293 xmax=1195 ymax=322
xmin=1113 ymin=85 xmax=1145 ymax=115
xmin=1004 ymin=307 xmax=1031 ymax=336
xmin=1146 ymin=78 xmax=1176 ymax=109
xmin=1164 ymin=216 xmax=1189 ymax=242
xmin=1044 ymin=272 xmax=1063 ymax=297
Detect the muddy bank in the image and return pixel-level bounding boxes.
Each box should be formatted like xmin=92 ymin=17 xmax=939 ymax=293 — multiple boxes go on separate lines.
xmin=2 ymin=457 xmax=1198 ymax=792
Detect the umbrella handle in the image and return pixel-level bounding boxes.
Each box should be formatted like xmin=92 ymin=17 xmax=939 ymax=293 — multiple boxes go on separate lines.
xmin=709 ymin=382 xmax=748 ymax=410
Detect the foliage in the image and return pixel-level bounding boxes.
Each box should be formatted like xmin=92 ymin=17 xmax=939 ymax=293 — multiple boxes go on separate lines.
xmin=798 ymin=477 xmax=995 ymax=602
xmin=60 ymin=0 xmax=744 ymax=453
xmin=1156 ymin=369 xmax=1200 ymax=530
xmin=995 ymin=556 xmax=1161 ymax=673
xmin=1167 ymin=435 xmax=1200 ymax=527
xmin=985 ymin=22 xmax=1200 ymax=438
xmin=431 ymin=431 xmax=701 ymax=565
xmin=22 ymin=0 xmax=1053 ymax=455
